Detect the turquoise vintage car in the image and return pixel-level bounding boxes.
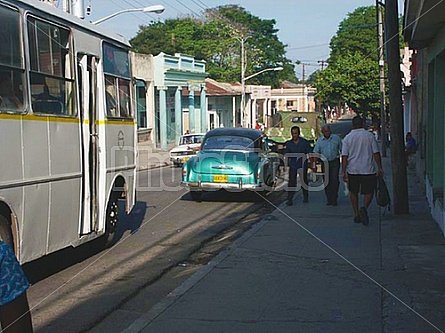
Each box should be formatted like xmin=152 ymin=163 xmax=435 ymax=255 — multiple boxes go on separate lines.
xmin=181 ymin=127 xmax=282 ymax=201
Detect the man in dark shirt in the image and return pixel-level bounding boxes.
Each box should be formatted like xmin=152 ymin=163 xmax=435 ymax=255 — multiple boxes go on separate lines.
xmin=284 ymin=126 xmax=312 ymax=205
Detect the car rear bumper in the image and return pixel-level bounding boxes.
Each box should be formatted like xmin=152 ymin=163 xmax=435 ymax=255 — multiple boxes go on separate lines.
xmin=170 ymin=156 xmax=193 ymax=164
xmin=181 ymin=181 xmax=264 ymax=191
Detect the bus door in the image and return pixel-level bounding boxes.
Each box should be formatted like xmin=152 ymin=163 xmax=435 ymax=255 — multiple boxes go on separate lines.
xmin=78 ymin=54 xmax=99 ymax=235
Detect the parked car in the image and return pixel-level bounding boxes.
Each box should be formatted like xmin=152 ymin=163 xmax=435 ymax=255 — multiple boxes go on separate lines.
xmin=170 ymin=133 xmax=205 ymax=167
xmin=181 ymin=128 xmax=281 ymax=201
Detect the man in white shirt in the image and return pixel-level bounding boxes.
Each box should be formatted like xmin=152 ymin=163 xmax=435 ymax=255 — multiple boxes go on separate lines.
xmin=341 ymin=116 xmax=384 ymax=225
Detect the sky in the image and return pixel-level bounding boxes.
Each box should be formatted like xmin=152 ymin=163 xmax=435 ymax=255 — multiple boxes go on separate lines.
xmin=82 ymin=0 xmax=405 ymax=78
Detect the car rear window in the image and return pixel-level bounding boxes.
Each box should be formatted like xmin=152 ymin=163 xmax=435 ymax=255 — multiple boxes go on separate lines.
xmin=202 ymin=135 xmax=255 ymax=151
xmin=181 ymin=135 xmax=204 ymax=145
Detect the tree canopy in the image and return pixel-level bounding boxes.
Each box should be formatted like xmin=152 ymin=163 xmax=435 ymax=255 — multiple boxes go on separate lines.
xmin=130 ymin=5 xmax=296 ymax=87
xmin=312 ymin=6 xmax=381 ymax=116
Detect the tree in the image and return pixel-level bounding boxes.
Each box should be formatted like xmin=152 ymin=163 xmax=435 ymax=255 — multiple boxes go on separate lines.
xmin=329 ymin=6 xmax=378 ymax=64
xmin=313 ymin=6 xmax=381 ymax=117
xmin=130 ymin=5 xmax=295 ymax=87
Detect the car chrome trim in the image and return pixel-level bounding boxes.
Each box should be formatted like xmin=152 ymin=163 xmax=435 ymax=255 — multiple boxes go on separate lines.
xmin=181 ymin=181 xmax=263 ymax=190
xmin=211 ymin=165 xmax=234 ymax=170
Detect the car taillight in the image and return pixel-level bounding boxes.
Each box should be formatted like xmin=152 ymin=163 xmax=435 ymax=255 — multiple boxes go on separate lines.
xmin=257 ymin=169 xmax=261 ymax=180
xmin=182 ymin=169 xmax=187 ymax=177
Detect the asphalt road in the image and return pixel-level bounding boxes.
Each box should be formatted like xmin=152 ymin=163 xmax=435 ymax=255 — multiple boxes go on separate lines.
xmin=24 ymin=166 xmax=284 ymax=333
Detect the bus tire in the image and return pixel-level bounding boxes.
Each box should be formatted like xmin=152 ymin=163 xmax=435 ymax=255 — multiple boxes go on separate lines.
xmin=0 ymin=215 xmax=14 ymax=248
xmin=104 ymin=192 xmax=120 ymax=248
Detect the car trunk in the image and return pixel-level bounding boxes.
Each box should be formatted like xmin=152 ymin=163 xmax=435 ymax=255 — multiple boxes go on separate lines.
xmin=192 ymin=150 xmax=258 ymax=176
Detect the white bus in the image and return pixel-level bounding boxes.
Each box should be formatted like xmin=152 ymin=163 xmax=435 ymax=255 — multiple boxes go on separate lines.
xmin=0 ymin=0 xmax=137 ymax=263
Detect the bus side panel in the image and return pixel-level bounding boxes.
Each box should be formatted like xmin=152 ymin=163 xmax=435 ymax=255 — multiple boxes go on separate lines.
xmin=22 ymin=119 xmax=50 ymax=178
xmin=47 ymin=120 xmax=82 ymax=253
xmin=48 ymin=179 xmax=81 ymax=253
xmin=0 ymin=118 xmax=23 ymax=183
xmin=106 ymin=123 xmax=136 ymax=209
xmin=21 ymin=119 xmax=50 ymax=262
xmin=48 ymin=121 xmax=82 ymax=175
xmin=22 ymin=183 xmax=49 ymax=262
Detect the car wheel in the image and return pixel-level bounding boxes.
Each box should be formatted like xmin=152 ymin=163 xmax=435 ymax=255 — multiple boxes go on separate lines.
xmin=190 ymin=190 xmax=202 ymax=201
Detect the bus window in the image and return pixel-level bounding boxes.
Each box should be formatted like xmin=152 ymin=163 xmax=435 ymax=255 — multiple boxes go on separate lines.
xmin=27 ymin=17 xmax=75 ymax=116
xmin=0 ymin=5 xmax=25 ymax=113
xmin=103 ymin=42 xmax=132 ymax=118
xmin=105 ymin=76 xmax=117 ymax=117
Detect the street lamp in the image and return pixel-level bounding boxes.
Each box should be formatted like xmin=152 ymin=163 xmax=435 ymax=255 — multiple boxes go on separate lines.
xmin=241 ymin=66 xmax=283 ymax=127
xmin=92 ymin=5 xmax=165 ymax=24
xmin=244 ymin=67 xmax=283 ymax=81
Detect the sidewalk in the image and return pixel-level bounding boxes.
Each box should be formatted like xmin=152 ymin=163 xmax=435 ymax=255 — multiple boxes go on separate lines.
xmin=136 ymin=141 xmax=172 ymax=170
xmin=126 ymin=151 xmax=445 ymax=333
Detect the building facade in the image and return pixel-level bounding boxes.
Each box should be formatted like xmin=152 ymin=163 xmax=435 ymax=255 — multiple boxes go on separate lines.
xmin=153 ymin=53 xmax=206 ymax=150
xmin=131 ymin=52 xmax=155 ymax=143
xmin=404 ymin=0 xmax=445 ymax=234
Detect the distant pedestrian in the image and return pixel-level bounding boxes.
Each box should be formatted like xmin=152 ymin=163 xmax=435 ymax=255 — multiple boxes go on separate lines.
xmin=341 ymin=116 xmax=384 ymax=225
xmin=284 ymin=126 xmax=312 ymax=205
xmin=312 ymin=125 xmax=342 ymax=206
xmin=0 ymin=241 xmax=34 ymax=333
xmin=405 ymin=132 xmax=417 ymax=165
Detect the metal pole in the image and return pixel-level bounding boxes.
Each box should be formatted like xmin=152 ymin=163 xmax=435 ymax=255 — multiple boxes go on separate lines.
xmin=240 ymin=36 xmax=246 ymax=127
xmin=377 ymin=0 xmax=387 ymax=156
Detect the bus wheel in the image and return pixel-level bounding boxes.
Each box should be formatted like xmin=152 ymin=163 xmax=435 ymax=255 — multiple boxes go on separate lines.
xmin=0 ymin=215 xmax=14 ymax=248
xmin=104 ymin=192 xmax=120 ymax=247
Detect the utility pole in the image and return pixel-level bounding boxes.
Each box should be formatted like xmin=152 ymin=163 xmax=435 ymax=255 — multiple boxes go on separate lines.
xmin=317 ymin=60 xmax=327 ymax=70
xmin=301 ymin=63 xmax=306 ymax=85
xmin=385 ymin=0 xmax=409 ymax=214
xmin=317 ymin=60 xmax=327 ymax=116
xmin=376 ymin=0 xmax=387 ymax=157
xmin=240 ymin=35 xmax=247 ymax=127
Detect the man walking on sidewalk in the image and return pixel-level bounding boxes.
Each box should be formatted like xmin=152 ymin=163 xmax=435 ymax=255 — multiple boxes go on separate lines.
xmin=312 ymin=125 xmax=342 ymax=206
xmin=341 ymin=116 xmax=384 ymax=225
xmin=284 ymin=126 xmax=312 ymax=206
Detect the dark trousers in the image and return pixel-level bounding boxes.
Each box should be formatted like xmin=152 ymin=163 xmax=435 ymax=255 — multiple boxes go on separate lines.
xmin=287 ymin=166 xmax=308 ymax=201
xmin=322 ymin=158 xmax=340 ymax=204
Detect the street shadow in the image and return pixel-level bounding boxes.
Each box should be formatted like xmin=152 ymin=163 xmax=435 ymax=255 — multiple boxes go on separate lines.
xmin=181 ymin=189 xmax=266 ymax=203
xmin=23 ymin=201 xmax=146 ymax=284
xmin=114 ymin=200 xmax=147 ymax=240
xmin=23 ymin=238 xmax=106 ymax=284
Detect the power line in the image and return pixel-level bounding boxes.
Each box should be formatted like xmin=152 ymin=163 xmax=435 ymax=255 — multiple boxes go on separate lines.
xmin=287 ymin=43 xmax=328 ymax=51
xmin=174 ymin=0 xmax=201 ymax=17
xmin=188 ymin=0 xmax=207 ymax=11
xmin=156 ymin=0 xmax=188 ymax=17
